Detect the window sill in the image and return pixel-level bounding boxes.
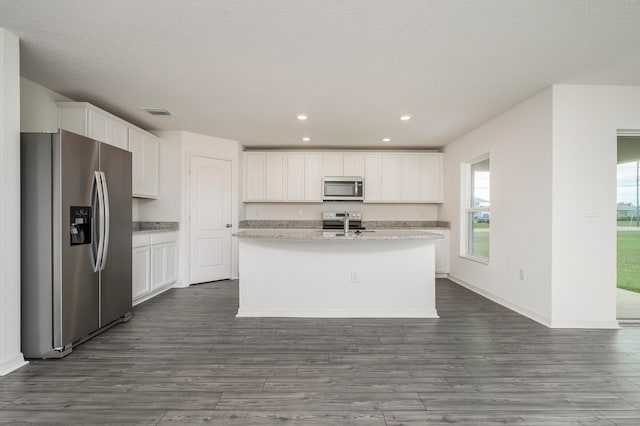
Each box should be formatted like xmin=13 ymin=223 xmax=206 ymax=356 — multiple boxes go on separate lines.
xmin=460 ymin=254 xmax=490 ymax=265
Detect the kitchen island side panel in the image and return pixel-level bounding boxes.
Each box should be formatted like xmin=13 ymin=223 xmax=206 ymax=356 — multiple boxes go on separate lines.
xmin=237 ymin=239 xmax=438 ymax=318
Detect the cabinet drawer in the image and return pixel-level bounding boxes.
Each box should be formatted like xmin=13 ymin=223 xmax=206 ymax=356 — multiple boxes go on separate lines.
xmin=150 ymin=231 xmax=178 ymax=245
xmin=133 ymin=234 xmax=151 ymax=247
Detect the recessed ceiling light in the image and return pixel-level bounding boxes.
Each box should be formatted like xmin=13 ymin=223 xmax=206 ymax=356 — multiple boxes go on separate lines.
xmin=297 ymin=114 xmax=308 ymax=121
xmin=143 ymin=107 xmax=172 ymax=116
xmin=302 ymin=137 xmax=311 ymax=142
xmin=400 ymin=115 xmax=412 ymax=121
xmin=382 ymin=138 xmax=391 ymax=142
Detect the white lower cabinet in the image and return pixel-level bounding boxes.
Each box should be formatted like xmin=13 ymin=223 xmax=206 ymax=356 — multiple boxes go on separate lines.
xmin=428 ymin=229 xmax=450 ymax=277
xmin=132 ymin=243 xmax=151 ymax=299
xmin=132 ymin=232 xmax=179 ymax=305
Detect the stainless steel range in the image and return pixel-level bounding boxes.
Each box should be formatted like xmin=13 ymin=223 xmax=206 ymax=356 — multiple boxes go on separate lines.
xmin=322 ymin=211 xmax=365 ymax=230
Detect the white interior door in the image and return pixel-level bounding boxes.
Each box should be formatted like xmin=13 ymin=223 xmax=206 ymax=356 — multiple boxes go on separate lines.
xmin=189 ymin=156 xmax=232 ymax=284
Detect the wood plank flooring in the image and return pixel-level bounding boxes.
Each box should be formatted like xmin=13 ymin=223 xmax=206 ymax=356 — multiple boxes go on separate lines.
xmin=2 ymin=279 xmax=640 ymax=424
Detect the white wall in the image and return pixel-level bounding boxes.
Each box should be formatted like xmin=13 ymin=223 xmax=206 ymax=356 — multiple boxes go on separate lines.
xmin=442 ymin=84 xmax=640 ymax=329
xmin=143 ymin=131 xmax=242 ymax=287
xmin=20 ymin=77 xmax=71 ymax=132
xmin=551 ymin=85 xmax=640 ymax=328
xmin=440 ymin=88 xmax=554 ymax=325
xmin=0 ymin=28 xmax=27 ymax=375
xmin=243 ymin=202 xmax=439 ymax=221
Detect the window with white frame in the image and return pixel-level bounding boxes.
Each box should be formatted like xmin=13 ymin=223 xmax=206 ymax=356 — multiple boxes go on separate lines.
xmin=462 ymin=155 xmax=490 ymax=261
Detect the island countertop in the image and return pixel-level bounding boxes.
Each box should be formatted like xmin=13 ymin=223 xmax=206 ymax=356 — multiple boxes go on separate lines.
xmin=234 ymin=229 xmax=443 ymax=241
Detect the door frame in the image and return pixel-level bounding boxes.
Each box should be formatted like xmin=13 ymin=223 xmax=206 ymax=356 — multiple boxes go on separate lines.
xmin=617 ymin=129 xmax=640 ymax=322
xmin=183 ymin=151 xmax=237 ymax=287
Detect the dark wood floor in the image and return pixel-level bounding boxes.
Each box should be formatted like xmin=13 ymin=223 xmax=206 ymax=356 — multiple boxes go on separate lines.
xmin=2 ymin=279 xmax=640 ymax=425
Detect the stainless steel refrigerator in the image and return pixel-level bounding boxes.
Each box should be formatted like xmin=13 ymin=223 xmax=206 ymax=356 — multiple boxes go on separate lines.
xmin=21 ymin=130 xmax=132 ymax=358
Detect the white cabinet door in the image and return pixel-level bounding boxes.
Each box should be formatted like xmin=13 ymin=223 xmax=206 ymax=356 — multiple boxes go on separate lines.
xmin=365 ymin=155 xmax=401 ymax=202
xmin=129 ymin=128 xmax=159 ymax=198
xmin=109 ymin=120 xmax=129 ymax=151
xmin=244 ymin=152 xmax=286 ymax=202
xmin=365 ymin=153 xmax=443 ymax=203
xmin=419 ymin=155 xmax=443 ymax=203
xmin=245 ymin=153 xmax=266 ymax=201
xmin=132 ymin=246 xmax=151 ymax=299
xmin=304 ymin=155 xmax=322 ymax=201
xmin=380 ymin=155 xmax=400 ymax=201
xmin=59 ymin=103 xmax=129 ymax=150
xmin=322 ymin=154 xmax=343 ymax=177
xmin=343 ymin=154 xmax=365 ymax=177
xmin=266 ymin=154 xmax=287 ymax=201
xmin=58 ymin=105 xmax=87 ymax=136
xmin=151 ymin=245 xmax=165 ymax=290
xmin=428 ymin=229 xmax=450 ymax=275
xmin=399 ymin=156 xmax=421 ymax=202
xmin=364 ymin=155 xmax=382 ymax=202
xmin=88 ymin=109 xmax=110 ymax=144
xmin=165 ymin=242 xmax=179 ymax=285
xmin=286 ymin=154 xmax=305 ymax=201
xmin=286 ymin=154 xmax=321 ymax=202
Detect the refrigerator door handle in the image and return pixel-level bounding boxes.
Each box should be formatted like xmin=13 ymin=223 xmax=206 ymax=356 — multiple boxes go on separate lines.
xmin=91 ymin=171 xmax=105 ymax=273
xmin=99 ymin=171 xmax=110 ymax=271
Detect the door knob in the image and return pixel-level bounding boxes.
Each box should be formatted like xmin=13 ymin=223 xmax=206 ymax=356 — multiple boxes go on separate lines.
xmin=225 ymin=224 xmax=232 ymax=228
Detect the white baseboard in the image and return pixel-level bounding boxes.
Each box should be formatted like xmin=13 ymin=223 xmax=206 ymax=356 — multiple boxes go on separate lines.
xmin=237 ymin=309 xmax=439 ymax=318
xmin=549 ymin=319 xmax=620 ymax=329
xmin=133 ymin=285 xmax=174 ymax=306
xmin=447 ymin=275 xmax=553 ymax=327
xmin=0 ymin=354 xmax=28 ymax=376
xmin=447 ymin=276 xmax=621 ymax=329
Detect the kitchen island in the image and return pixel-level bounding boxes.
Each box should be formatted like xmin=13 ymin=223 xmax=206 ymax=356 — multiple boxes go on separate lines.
xmin=235 ymin=229 xmax=442 ymax=318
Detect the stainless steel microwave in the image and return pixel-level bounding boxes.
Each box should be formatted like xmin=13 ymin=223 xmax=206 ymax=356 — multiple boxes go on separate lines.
xmin=323 ymin=177 xmax=364 ymax=201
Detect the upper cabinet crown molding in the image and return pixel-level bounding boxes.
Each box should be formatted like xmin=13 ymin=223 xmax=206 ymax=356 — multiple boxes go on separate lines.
xmin=243 ymin=150 xmax=443 ymax=204
xmin=57 ymin=101 xmax=159 ymax=199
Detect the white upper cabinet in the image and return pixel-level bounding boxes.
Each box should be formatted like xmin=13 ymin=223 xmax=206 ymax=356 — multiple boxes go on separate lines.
xmin=322 ymin=154 xmax=343 ymax=177
xmin=129 ymin=127 xmax=159 ymax=199
xmin=244 ymin=152 xmax=287 ymax=202
xmin=265 ymin=154 xmax=286 ymax=201
xmin=88 ymin=109 xmax=110 ymax=143
xmin=245 ymin=153 xmax=267 ymax=201
xmin=109 ymin=120 xmax=129 ymax=151
xmin=244 ymin=151 xmax=442 ymax=204
xmin=343 ymin=154 xmax=365 ymax=177
xmin=304 ymin=155 xmax=322 ymax=201
xmin=287 ymin=154 xmax=322 ymax=202
xmin=58 ymin=102 xmax=129 ymax=150
xmin=321 ymin=154 xmax=365 ymax=177
xmin=364 ymin=155 xmax=382 ymax=201
xmin=58 ymin=102 xmax=159 ymax=198
xmin=287 ymin=154 xmax=305 ymax=201
xmin=364 ymin=153 xmax=443 ymax=203
xmin=419 ymin=155 xmax=443 ymax=202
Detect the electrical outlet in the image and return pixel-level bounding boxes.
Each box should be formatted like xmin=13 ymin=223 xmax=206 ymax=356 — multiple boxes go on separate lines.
xmin=519 ymin=268 xmax=526 ymax=281
xmin=350 ymin=270 xmax=360 ymax=283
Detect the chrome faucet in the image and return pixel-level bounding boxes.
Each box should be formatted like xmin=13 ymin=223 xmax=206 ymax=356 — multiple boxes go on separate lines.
xmin=342 ymin=212 xmax=350 ymax=234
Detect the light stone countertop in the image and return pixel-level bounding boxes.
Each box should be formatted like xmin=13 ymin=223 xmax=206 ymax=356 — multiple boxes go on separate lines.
xmin=132 ymin=221 xmax=179 ymax=233
xmin=234 ymin=229 xmax=443 ymax=241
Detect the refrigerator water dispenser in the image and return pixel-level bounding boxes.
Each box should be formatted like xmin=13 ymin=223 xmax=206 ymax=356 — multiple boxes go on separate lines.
xmin=70 ymin=206 xmax=92 ymax=245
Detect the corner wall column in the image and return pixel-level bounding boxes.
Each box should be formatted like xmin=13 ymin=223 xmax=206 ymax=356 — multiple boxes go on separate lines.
xmin=0 ymin=27 xmax=27 ymax=375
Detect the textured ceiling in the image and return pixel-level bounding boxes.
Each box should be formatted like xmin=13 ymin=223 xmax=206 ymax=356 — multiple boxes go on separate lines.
xmin=1 ymin=0 xmax=640 ymax=148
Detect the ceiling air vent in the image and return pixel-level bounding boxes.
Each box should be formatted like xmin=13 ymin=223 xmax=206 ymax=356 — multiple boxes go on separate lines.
xmin=143 ymin=107 xmax=172 ymax=116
